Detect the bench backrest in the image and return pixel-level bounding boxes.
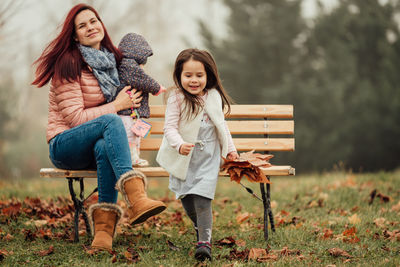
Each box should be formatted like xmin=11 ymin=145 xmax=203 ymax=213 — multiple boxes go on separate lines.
xmin=142 ymin=105 xmax=294 ymax=152
xmin=40 ymin=104 xmax=295 ymax=178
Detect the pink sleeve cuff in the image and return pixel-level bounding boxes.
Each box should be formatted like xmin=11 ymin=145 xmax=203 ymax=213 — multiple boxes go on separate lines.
xmin=154 ymin=85 xmax=166 ymax=96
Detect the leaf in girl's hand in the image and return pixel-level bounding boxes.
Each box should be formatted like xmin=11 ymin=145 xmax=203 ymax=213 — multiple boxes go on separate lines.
xmin=221 ymin=151 xmax=273 ymax=184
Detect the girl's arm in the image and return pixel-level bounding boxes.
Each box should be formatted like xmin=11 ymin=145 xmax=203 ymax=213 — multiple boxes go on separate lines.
xmin=163 ymin=92 xmax=185 ymax=152
xmin=224 ymin=121 xmax=239 ymax=160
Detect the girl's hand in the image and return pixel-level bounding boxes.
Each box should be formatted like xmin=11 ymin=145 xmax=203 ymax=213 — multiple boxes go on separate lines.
xmin=179 ymin=143 xmax=194 ymax=156
xmin=112 ymin=86 xmax=142 ymax=111
xmin=227 ymin=151 xmax=239 ymax=160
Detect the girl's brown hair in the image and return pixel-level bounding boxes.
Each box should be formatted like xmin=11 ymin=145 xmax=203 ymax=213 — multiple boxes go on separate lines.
xmin=172 ymin=48 xmax=233 ymax=119
xmin=32 ymin=4 xmax=122 ymax=87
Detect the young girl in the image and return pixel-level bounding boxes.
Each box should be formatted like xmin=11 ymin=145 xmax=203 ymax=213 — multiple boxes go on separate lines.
xmin=157 ymin=48 xmax=239 ymax=261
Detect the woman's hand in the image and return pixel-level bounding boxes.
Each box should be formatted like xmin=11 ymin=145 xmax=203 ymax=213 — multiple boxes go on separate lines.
xmin=179 ymin=143 xmax=194 ymax=156
xmin=112 ymin=86 xmax=142 ymax=111
xmin=227 ymin=151 xmax=239 ymax=160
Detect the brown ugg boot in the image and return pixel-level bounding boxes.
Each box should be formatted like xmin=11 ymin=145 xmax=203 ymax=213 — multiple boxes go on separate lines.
xmin=89 ymin=203 xmax=122 ymax=250
xmin=116 ymin=170 xmax=166 ymax=225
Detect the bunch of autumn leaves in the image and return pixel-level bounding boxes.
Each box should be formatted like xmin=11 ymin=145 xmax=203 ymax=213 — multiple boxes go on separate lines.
xmin=221 ymin=150 xmax=273 ymax=184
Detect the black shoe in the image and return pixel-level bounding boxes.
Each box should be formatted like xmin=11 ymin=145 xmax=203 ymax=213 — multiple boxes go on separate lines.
xmin=194 ymin=242 xmax=212 ymax=261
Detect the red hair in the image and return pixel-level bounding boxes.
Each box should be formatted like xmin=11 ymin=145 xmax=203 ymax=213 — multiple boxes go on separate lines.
xmin=32 ymin=4 xmax=122 ymax=87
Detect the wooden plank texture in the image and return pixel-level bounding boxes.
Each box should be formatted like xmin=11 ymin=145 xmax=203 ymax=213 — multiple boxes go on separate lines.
xmin=150 ymin=120 xmax=294 ymax=135
xmin=140 ymin=138 xmax=295 ymax=151
xmin=150 ymin=105 xmax=293 ymax=119
xmin=40 ymin=165 xmax=295 ymax=178
xmin=41 ymin=104 xmax=296 ymax=179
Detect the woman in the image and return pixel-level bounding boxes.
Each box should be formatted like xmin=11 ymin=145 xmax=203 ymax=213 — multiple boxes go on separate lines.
xmin=32 ymin=4 xmax=166 ymax=250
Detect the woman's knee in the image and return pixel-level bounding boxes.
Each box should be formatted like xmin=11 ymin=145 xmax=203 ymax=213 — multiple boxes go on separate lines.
xmin=101 ymin=113 xmax=123 ymax=125
xmin=94 ymin=138 xmax=106 ymax=156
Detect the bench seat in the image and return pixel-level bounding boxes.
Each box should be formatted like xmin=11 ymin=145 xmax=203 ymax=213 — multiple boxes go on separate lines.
xmin=40 ymin=165 xmax=295 ymax=178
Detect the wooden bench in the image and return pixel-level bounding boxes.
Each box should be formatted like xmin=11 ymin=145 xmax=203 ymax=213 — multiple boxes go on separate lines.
xmin=40 ymin=104 xmax=295 ymax=242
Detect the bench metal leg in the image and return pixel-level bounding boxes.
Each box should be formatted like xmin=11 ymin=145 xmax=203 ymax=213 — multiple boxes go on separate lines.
xmin=260 ymin=176 xmax=275 ymax=242
xmin=260 ymin=183 xmax=269 ymax=241
xmin=266 ymin=177 xmax=275 ymax=232
xmin=67 ymin=178 xmax=93 ymax=242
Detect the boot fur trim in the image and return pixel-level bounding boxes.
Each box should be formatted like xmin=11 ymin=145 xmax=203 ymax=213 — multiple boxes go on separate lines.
xmin=88 ymin=202 xmax=123 ymax=238
xmin=115 ymin=170 xmax=148 ymax=206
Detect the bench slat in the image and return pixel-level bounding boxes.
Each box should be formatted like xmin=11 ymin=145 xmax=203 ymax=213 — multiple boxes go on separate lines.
xmin=150 ymin=105 xmax=293 ymax=119
xmin=150 ymin=120 xmax=294 ymax=135
xmin=40 ymin=165 xmax=295 ymax=178
xmin=140 ymin=138 xmax=295 ymax=151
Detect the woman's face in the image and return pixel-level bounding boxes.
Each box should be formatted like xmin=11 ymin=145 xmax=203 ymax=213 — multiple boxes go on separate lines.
xmin=74 ymin=9 xmax=104 ymax=50
xmin=180 ymin=59 xmax=207 ymax=96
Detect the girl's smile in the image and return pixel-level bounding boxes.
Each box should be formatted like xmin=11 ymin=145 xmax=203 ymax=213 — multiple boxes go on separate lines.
xmin=181 ymin=59 xmax=207 ymax=96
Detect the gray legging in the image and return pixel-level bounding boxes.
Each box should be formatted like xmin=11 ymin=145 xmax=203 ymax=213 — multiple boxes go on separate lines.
xmin=181 ymin=194 xmax=212 ymax=243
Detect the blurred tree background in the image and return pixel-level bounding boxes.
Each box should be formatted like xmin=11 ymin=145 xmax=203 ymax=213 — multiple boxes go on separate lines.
xmin=200 ymin=0 xmax=400 ymax=173
xmin=1 ymin=0 xmax=399 ymax=180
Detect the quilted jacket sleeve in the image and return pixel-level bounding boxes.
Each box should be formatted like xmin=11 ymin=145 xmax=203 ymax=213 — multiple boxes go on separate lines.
xmin=52 ymin=80 xmax=116 ymax=128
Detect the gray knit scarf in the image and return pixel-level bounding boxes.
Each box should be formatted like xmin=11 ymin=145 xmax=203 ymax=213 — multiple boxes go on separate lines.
xmin=78 ymin=44 xmax=120 ymax=102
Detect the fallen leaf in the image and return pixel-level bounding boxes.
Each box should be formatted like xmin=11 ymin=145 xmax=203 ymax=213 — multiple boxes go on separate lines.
xmin=215 ymin=236 xmax=236 ymax=247
xmin=369 ymin=189 xmax=377 ymax=205
xmin=111 ymin=254 xmax=117 ymax=263
xmin=248 ymin=248 xmax=268 ymax=260
xmin=391 ymin=201 xmax=400 ymax=212
xmin=342 ymin=227 xmax=360 ymax=243
xmin=322 ymin=228 xmax=334 ymax=239
xmin=1 ymin=203 xmax=21 ymax=218
xmin=36 ymin=246 xmax=54 ymax=256
xmin=3 ymin=234 xmax=13 ymax=241
xmin=348 ymin=214 xmax=361 ymax=224
xmin=383 ymin=229 xmax=400 ymax=241
xmin=236 ymin=212 xmax=250 ymax=224
xmin=374 ymin=217 xmax=387 ymax=228
xmin=257 ymin=254 xmax=278 ymax=262
xmin=328 ymin=248 xmax=352 ymax=258
xmin=166 ymin=240 xmax=179 ymax=251
xmin=279 ymin=246 xmax=301 ymax=256
xmin=224 ymin=248 xmax=249 ymax=260
xmin=235 ymin=239 xmax=246 ymax=247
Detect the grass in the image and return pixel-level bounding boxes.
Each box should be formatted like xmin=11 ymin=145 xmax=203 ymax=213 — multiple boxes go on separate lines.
xmin=0 ymin=170 xmax=400 ymax=266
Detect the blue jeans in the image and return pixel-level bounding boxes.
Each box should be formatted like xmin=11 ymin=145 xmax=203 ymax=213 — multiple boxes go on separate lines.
xmin=49 ymin=114 xmax=133 ymax=203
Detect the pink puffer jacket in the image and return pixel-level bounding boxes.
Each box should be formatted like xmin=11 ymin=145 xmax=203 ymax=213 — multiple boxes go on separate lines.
xmin=46 ymin=70 xmax=116 ymax=143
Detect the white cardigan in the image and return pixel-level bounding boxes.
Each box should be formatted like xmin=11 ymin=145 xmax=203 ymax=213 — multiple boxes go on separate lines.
xmin=156 ymin=89 xmax=229 ymax=180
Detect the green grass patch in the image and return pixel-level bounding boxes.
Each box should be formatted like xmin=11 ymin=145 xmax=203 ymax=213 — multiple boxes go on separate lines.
xmin=1 ymin=171 xmax=400 ymax=266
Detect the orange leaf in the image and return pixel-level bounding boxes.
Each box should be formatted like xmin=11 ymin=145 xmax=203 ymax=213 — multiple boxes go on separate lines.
xmin=36 ymin=245 xmax=54 ymax=256
xmin=248 ymin=248 xmax=268 ymax=260
xmin=236 ymin=212 xmax=250 ymax=224
xmin=221 ymin=151 xmax=273 ymax=184
xmin=328 ymin=248 xmax=352 ymax=258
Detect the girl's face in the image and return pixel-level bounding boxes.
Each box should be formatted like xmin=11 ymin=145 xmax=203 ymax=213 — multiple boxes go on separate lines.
xmin=180 ymin=59 xmax=207 ymax=96
xmin=74 ymin=9 xmax=104 ymax=50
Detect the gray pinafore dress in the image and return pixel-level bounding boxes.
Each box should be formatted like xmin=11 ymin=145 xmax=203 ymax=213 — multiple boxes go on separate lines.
xmin=169 ymin=112 xmax=221 ymax=200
